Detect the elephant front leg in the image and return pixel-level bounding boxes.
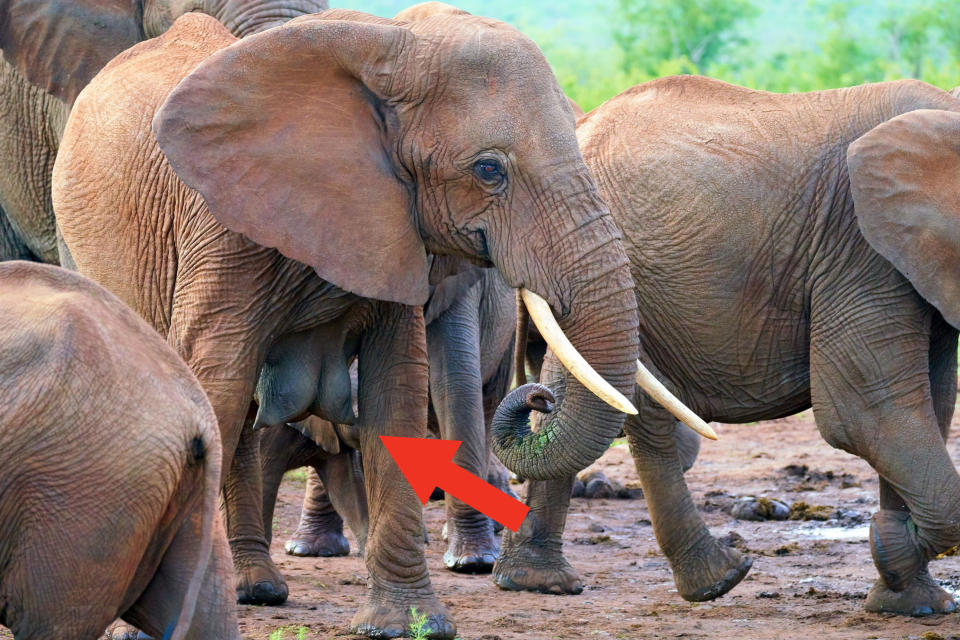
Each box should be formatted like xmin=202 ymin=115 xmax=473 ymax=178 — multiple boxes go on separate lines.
xmin=226 ymin=420 xmax=289 ymax=606
xmin=627 ymin=401 xmax=750 ymax=602
xmin=351 ymin=304 xmax=455 ymax=639
xmin=811 ymin=294 xmax=960 ymax=616
xmin=427 ymin=294 xmax=499 ymax=574
xmin=492 ymin=476 xmax=583 ymax=594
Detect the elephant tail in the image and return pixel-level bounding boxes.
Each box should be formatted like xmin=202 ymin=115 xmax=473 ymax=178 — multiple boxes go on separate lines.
xmin=167 ymin=406 xmax=224 ymax=640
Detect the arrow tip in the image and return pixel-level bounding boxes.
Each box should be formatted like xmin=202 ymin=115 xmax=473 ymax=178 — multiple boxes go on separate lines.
xmin=379 ymin=436 xmax=461 ymax=504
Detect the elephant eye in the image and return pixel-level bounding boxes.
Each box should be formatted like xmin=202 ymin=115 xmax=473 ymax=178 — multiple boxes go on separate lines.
xmin=474 ymin=158 xmax=505 ymax=187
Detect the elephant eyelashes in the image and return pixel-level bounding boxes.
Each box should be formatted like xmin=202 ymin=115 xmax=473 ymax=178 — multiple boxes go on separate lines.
xmin=474 ymin=157 xmax=506 ymax=188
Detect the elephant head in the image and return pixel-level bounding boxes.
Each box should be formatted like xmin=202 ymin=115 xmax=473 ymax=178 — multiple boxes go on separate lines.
xmin=0 ymin=0 xmax=328 ymax=103
xmin=152 ymin=9 xmax=649 ymax=480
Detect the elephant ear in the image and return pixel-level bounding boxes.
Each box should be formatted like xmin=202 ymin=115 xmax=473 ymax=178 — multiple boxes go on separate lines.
xmin=153 ymin=17 xmax=430 ymax=306
xmin=848 ymin=109 xmax=960 ymax=329
xmin=0 ymin=0 xmax=141 ymax=103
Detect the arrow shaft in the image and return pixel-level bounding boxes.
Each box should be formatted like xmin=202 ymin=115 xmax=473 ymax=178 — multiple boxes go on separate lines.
xmin=437 ymin=462 xmax=529 ymax=533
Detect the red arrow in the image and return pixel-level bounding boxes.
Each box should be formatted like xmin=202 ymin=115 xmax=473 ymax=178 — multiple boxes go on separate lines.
xmin=380 ymin=436 xmax=530 ymax=533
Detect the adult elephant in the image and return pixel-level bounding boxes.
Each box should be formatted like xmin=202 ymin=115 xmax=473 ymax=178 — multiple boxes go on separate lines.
xmin=0 ymin=261 xmax=238 ymax=640
xmin=274 ymin=259 xmax=517 ymax=573
xmin=50 ymin=7 xmax=707 ymax=636
xmin=0 ymin=0 xmax=328 ymax=264
xmin=497 ymin=75 xmax=960 ymax=617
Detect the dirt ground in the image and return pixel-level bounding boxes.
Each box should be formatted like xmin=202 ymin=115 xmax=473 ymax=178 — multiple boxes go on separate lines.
xmin=4 ymin=410 xmax=960 ymax=640
xmin=239 ymin=411 xmax=960 ymax=640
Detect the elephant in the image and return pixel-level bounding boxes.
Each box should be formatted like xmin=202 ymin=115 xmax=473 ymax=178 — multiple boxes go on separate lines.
xmin=0 ymin=0 xmax=328 ymax=265
xmin=274 ymin=259 xmax=517 ymax=573
xmin=0 ymin=261 xmax=238 ymax=640
xmin=260 ymin=417 xmax=370 ymax=558
xmin=49 ymin=5 xmax=678 ymax=635
xmin=495 ymin=74 xmax=960 ymax=618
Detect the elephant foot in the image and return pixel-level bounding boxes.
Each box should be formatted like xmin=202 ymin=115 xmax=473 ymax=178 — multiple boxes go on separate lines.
xmin=233 ymin=537 xmax=289 ymax=605
xmin=441 ymin=516 xmax=499 ymax=574
xmin=493 ymin=540 xmax=583 ymax=594
xmin=865 ymin=569 xmax=957 ymax=616
xmin=671 ymin=539 xmax=752 ymax=602
xmin=284 ymin=529 xmax=350 ymax=557
xmin=350 ymin=594 xmax=456 ymax=639
xmin=106 ymin=621 xmax=150 ymax=639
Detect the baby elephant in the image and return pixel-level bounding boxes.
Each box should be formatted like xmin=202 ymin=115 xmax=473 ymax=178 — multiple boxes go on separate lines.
xmin=0 ymin=261 xmax=239 ymax=639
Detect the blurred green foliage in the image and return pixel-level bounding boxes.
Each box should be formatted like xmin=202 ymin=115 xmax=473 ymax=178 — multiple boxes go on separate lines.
xmin=334 ymin=0 xmax=960 ymax=112
xmin=540 ymin=0 xmax=960 ymax=110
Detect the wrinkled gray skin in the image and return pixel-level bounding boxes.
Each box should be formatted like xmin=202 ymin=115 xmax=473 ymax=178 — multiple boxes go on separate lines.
xmin=497 ymin=76 xmax=960 ymax=618
xmin=0 ymin=0 xmax=328 ymax=265
xmin=276 ymin=262 xmax=517 ymax=573
xmin=0 ymin=261 xmax=239 ymax=640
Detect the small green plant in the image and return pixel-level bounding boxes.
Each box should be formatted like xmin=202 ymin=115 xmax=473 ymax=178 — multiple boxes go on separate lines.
xmin=268 ymin=625 xmax=310 ymax=640
xmin=408 ymin=607 xmax=429 ymax=640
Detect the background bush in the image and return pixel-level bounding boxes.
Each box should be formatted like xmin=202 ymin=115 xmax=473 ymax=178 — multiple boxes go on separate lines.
xmin=336 ymin=0 xmax=960 ymax=111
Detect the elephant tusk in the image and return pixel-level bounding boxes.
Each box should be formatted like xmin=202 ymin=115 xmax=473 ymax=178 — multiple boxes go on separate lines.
xmin=635 ymin=360 xmax=718 ymax=440
xmin=520 ymin=288 xmax=638 ymax=415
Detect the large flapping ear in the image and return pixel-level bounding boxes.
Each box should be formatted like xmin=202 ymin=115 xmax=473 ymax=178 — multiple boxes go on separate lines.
xmin=153 ymin=17 xmax=430 ymax=306
xmin=848 ymin=109 xmax=960 ymax=329
xmin=393 ymin=2 xmax=469 ymax=22
xmin=0 ymin=0 xmax=141 ymax=103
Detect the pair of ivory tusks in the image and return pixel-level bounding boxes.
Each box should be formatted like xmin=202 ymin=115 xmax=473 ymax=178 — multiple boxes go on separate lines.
xmin=519 ymin=288 xmax=719 ymax=441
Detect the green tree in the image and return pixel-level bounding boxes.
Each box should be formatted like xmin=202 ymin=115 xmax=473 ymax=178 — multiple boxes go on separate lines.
xmin=612 ymin=0 xmax=759 ymax=75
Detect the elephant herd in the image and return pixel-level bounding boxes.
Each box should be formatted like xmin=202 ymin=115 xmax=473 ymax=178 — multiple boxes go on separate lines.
xmin=1 ymin=0 xmax=960 ymax=638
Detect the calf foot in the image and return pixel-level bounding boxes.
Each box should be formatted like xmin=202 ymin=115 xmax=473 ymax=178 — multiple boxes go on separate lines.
xmin=671 ymin=538 xmax=752 ymax=601
xmin=443 ymin=517 xmax=499 ymax=574
xmin=865 ymin=569 xmax=957 ymax=616
xmin=233 ymin=537 xmax=289 ymax=605
xmin=493 ymin=533 xmax=583 ymax=594
xmin=106 ymin=621 xmax=149 ymax=639
xmin=350 ymin=594 xmax=456 ymax=639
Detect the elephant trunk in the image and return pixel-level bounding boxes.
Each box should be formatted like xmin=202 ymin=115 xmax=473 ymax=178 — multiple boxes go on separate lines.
xmin=492 ymin=205 xmax=640 ymax=480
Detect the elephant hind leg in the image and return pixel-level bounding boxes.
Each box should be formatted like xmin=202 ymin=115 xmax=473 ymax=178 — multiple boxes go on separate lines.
xmin=810 ymin=290 xmax=960 ymax=616
xmin=122 ymin=515 xmax=239 ymax=639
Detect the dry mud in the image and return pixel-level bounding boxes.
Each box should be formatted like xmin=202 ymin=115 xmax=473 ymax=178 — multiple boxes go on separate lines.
xmin=5 ymin=410 xmax=960 ymax=639
xmin=239 ymin=410 xmax=960 ymax=640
